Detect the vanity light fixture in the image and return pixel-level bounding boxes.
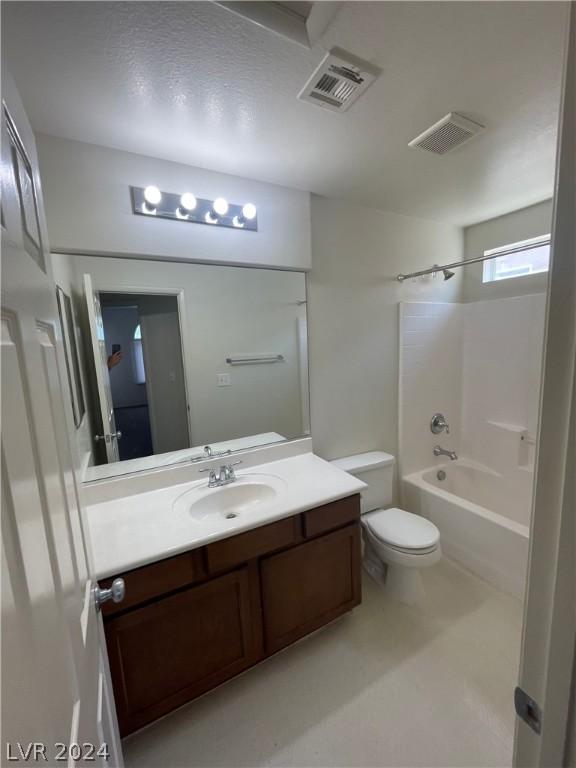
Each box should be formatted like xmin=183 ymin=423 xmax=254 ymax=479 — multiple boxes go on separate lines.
xmin=144 ymin=185 xmax=162 ymax=205
xmin=242 ymin=203 xmax=257 ymax=220
xmin=142 ymin=185 xmax=162 ymax=214
xmin=233 ymin=202 xmax=258 ymax=228
xmin=177 ymin=192 xmax=197 ymax=219
xmin=212 ymin=197 xmax=229 ymax=216
xmin=130 ymin=186 xmax=258 ymax=231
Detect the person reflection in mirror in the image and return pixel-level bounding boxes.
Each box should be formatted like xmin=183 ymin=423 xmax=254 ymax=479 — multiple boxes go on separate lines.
xmin=107 ymin=350 xmax=123 ymax=370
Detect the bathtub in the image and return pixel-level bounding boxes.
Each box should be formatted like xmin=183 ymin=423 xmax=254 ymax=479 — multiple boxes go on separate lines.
xmin=402 ymin=460 xmax=530 ymax=599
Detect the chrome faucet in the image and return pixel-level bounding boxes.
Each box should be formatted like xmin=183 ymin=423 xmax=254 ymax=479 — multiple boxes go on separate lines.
xmin=433 ymin=445 xmax=458 ymax=461
xmin=201 ymin=445 xmax=232 ymax=460
xmin=200 ymin=462 xmax=242 ymax=488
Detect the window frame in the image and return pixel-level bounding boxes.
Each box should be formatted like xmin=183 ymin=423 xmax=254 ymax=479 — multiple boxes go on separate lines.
xmin=482 ymin=233 xmax=551 ymax=284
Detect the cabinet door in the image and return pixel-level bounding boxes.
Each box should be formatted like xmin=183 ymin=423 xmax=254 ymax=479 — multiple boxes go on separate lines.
xmin=261 ymin=523 xmax=361 ymax=654
xmin=106 ymin=567 xmax=259 ymax=735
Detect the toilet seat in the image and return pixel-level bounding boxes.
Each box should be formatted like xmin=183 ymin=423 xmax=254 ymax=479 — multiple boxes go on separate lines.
xmin=363 ymin=507 xmax=440 ymax=552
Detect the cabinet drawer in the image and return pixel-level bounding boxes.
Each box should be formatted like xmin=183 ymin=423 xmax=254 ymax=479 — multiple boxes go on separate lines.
xmin=261 ymin=523 xmax=361 ymax=654
xmin=205 ymin=517 xmax=299 ymax=574
xmin=302 ymin=495 xmax=360 ymax=538
xmin=99 ymin=548 xmax=205 ymax=616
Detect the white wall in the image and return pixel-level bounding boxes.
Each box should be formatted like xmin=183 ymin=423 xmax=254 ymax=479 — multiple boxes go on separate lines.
xmin=62 ymin=254 xmax=307 ymax=449
xmin=307 ymin=195 xmax=463 ymax=469
xmin=462 ymin=200 xmax=552 ymax=302
xmin=37 ymin=134 xmax=311 ymax=270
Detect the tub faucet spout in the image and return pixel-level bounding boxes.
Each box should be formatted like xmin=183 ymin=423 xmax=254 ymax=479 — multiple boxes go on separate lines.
xmin=433 ymin=445 xmax=458 ymax=461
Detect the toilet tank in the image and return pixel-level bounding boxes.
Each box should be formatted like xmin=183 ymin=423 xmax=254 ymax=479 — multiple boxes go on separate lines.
xmin=331 ymin=451 xmax=395 ymax=514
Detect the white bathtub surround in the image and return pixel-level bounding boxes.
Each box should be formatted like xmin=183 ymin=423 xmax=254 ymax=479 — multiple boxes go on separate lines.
xmin=399 ymin=294 xmax=545 ymax=597
xmin=399 ymin=301 xmax=463 ymax=476
xmin=461 ymin=294 xmax=546 ymax=501
xmin=123 ymin=559 xmax=522 ymax=768
xmin=403 ymin=462 xmax=529 ymax=599
xmin=85 ymin=452 xmax=365 ymax=579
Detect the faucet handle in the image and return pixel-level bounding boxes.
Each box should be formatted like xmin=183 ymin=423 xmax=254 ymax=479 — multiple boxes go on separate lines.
xmin=431 ymin=412 xmax=450 ymax=435
xmin=221 ymin=461 xmax=241 ymax=480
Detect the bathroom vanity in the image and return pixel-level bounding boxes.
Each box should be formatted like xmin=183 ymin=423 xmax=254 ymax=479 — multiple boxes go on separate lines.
xmin=88 ymin=454 xmax=364 ymax=735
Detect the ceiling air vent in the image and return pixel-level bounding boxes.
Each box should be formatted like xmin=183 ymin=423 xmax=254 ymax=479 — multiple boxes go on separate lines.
xmin=298 ymin=47 xmax=381 ymax=113
xmin=409 ymin=113 xmax=485 ymax=154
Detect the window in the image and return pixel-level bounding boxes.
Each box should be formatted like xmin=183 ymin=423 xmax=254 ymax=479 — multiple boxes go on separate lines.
xmin=133 ymin=324 xmax=146 ymax=384
xmin=482 ymin=234 xmax=551 ymax=283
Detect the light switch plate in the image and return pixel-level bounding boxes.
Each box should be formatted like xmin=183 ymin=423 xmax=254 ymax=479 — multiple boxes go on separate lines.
xmin=217 ymin=373 xmax=231 ymax=387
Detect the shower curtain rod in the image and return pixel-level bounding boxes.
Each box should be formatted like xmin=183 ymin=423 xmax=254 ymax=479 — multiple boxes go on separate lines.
xmin=396 ymin=239 xmax=547 ymax=282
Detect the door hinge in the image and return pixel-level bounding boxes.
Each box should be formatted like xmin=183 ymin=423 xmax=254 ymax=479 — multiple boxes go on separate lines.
xmin=514 ymin=686 xmax=542 ymax=734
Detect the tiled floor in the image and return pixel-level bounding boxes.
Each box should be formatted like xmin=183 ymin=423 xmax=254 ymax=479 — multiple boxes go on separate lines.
xmin=123 ymin=558 xmax=523 ymax=768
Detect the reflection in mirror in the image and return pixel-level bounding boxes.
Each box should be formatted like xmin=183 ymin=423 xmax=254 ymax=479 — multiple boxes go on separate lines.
xmin=51 ymin=254 xmax=309 ymax=481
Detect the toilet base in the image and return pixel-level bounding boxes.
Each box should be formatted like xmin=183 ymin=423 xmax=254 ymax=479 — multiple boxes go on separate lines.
xmin=385 ymin=563 xmax=425 ymax=605
xmin=362 ymin=544 xmax=387 ymax=586
xmin=363 ymin=551 xmax=426 ymax=605
xmin=362 ymin=530 xmax=438 ymax=605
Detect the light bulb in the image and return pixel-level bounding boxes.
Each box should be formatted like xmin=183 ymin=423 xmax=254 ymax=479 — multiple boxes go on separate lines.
xmin=141 ymin=202 xmax=157 ymax=215
xmin=205 ymin=211 xmax=218 ymax=225
xmin=232 ymin=215 xmax=245 ymax=228
xmin=175 ymin=208 xmax=189 ymax=220
xmin=213 ymin=197 xmax=229 ymax=216
xmin=242 ymin=203 xmax=257 ymax=220
xmin=144 ymin=185 xmax=162 ymax=206
xmin=180 ymin=192 xmax=197 ymax=211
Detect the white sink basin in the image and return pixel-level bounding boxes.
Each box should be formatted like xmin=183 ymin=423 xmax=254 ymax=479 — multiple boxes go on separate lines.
xmin=173 ymin=474 xmax=287 ymax=522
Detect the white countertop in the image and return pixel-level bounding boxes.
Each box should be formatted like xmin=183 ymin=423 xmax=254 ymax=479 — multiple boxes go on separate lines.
xmin=86 ymin=453 xmax=366 ymax=579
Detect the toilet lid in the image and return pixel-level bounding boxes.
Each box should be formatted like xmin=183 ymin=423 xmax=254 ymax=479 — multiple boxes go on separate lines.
xmin=364 ymin=508 xmax=440 ymax=550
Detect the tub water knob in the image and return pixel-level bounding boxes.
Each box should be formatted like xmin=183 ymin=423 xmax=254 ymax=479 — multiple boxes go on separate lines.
xmin=430 ymin=413 xmax=450 ymax=435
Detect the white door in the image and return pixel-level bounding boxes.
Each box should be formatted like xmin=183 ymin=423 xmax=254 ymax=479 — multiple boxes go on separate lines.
xmin=513 ymin=5 xmax=576 ymax=766
xmin=83 ymin=274 xmax=120 ymax=463
xmin=1 ymin=71 xmax=123 ymax=764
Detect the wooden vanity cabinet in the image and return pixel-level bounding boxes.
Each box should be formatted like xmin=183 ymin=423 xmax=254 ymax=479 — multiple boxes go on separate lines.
xmin=105 ymin=566 xmax=261 ymax=735
xmin=101 ymin=494 xmax=361 ymax=735
xmin=261 ymin=524 xmax=361 ymax=654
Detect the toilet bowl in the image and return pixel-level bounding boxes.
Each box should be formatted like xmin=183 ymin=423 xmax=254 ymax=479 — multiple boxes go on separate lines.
xmin=362 ymin=507 xmax=441 ymax=604
xmin=331 ymin=452 xmax=441 ymax=605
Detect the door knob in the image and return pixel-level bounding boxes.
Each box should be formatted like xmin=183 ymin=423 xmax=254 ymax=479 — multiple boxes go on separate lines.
xmin=94 ymin=431 xmax=122 ymax=442
xmin=94 ymin=578 xmax=125 ymax=611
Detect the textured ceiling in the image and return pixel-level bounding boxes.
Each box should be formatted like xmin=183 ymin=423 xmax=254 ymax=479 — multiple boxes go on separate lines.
xmin=2 ymin=1 xmax=567 ymax=225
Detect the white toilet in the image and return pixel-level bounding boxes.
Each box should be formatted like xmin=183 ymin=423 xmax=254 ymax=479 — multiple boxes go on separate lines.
xmin=331 ymin=452 xmax=441 ymax=604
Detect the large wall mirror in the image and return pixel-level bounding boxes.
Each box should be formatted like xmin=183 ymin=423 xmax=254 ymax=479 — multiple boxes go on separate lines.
xmin=52 ymin=254 xmax=309 ymax=481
